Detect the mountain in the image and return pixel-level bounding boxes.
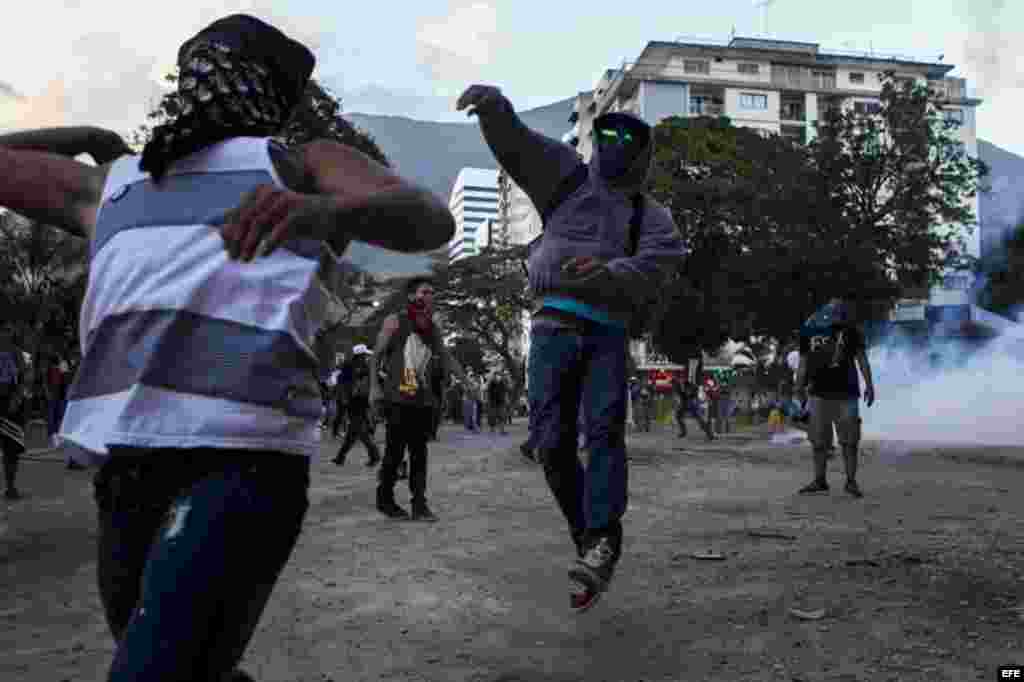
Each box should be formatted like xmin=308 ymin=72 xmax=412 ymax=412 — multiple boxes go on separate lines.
xmin=338 ymin=96 xmax=576 ymax=278
xmin=977 ymin=139 xmax=1024 ymax=257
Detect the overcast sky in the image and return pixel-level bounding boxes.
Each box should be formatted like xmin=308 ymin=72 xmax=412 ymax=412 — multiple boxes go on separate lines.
xmin=0 ymin=0 xmax=1021 ymax=156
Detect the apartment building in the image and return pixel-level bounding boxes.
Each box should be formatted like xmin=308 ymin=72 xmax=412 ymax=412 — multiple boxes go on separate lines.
xmin=447 ymin=168 xmax=500 ymax=264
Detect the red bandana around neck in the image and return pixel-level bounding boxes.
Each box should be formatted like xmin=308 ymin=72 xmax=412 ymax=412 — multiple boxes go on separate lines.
xmin=407 ymin=302 xmax=433 ymax=336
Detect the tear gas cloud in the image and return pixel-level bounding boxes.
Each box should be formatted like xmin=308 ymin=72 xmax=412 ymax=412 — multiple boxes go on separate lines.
xmin=861 ymin=309 xmax=1024 ymax=447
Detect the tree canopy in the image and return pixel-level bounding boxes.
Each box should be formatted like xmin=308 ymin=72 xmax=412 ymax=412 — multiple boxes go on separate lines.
xmin=645 ymin=72 xmax=988 ymax=364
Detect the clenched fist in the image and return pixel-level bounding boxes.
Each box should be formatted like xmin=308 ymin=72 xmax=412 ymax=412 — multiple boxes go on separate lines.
xmin=456 ymin=84 xmax=503 ymax=117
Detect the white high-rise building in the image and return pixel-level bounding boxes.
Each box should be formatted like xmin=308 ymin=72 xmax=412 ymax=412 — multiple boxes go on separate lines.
xmin=448 ymin=168 xmax=500 ymax=263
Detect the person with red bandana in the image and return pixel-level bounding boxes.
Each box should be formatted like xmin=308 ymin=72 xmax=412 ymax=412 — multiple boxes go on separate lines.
xmin=370 ymin=277 xmax=467 ymax=521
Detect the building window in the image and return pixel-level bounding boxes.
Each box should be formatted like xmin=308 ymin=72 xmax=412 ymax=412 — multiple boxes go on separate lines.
xmin=737 ymin=62 xmax=760 ymax=75
xmin=849 ymin=72 xmax=865 ymax=84
xmin=740 ymin=93 xmax=768 ymax=110
xmin=811 ymin=69 xmax=836 ymax=89
xmin=684 ymin=60 xmax=710 ymax=75
xmin=943 ymin=108 xmax=965 ymax=125
xmin=853 ymin=100 xmax=882 ymax=115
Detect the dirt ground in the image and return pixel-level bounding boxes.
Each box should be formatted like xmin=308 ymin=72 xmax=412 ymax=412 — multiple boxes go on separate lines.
xmin=1 ymin=421 xmax=1023 ymax=682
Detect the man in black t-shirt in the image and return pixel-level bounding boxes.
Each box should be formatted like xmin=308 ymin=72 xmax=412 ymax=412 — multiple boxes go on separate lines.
xmin=795 ymin=299 xmax=876 ymax=498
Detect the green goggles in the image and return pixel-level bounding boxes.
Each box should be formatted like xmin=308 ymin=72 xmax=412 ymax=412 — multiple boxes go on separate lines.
xmin=594 ymin=126 xmax=636 ymax=145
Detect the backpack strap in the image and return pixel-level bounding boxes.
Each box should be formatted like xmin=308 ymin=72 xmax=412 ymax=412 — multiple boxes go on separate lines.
xmin=627 ymin=193 xmax=645 ymax=257
xmin=540 ymin=163 xmax=589 ymax=227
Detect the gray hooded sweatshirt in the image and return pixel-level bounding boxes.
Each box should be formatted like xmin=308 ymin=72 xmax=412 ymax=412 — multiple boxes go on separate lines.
xmin=475 ymin=94 xmax=684 ymax=330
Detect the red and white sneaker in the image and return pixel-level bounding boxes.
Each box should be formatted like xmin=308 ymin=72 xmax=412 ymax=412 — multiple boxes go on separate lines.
xmin=569 ymin=576 xmax=602 ymax=613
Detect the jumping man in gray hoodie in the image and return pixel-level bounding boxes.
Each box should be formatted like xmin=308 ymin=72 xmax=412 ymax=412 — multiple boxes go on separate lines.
xmin=457 ymin=84 xmax=684 ymax=613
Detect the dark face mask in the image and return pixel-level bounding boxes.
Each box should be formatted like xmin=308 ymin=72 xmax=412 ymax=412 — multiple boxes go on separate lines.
xmin=592 ymin=118 xmax=648 ymax=181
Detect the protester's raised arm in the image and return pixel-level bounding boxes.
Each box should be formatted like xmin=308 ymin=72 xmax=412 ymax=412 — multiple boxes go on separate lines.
xmin=457 ymin=84 xmax=581 ymax=212
xmin=0 ymin=146 xmax=107 ymax=239
xmin=0 ymin=127 xmax=132 ymax=164
xmin=302 ymin=140 xmax=454 ymax=254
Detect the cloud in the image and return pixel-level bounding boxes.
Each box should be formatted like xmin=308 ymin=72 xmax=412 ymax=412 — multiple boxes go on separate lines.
xmin=962 ymin=0 xmax=1024 ymax=96
xmin=0 ymin=80 xmax=22 ymax=100
xmin=0 ymin=2 xmax=331 ymax=136
xmin=414 ymin=1 xmax=502 ymax=93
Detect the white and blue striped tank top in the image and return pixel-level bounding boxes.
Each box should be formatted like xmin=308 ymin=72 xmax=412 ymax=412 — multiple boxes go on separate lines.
xmin=61 ymin=137 xmax=339 ymax=463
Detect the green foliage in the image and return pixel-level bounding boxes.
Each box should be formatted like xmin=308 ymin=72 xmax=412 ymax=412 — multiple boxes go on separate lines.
xmin=430 ymin=245 xmax=531 ymax=396
xmin=645 ymin=72 xmax=988 ymax=364
xmin=974 ymin=221 xmax=1024 ymax=319
xmin=0 ymin=211 xmax=88 ymax=366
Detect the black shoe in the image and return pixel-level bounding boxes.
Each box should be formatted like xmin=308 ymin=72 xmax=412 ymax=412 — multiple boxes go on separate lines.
xmin=332 ymin=454 xmax=346 ymax=466
xmin=411 ymin=502 xmax=438 ymax=522
xmin=66 ymin=460 xmax=85 ymax=471
xmin=568 ymin=536 xmax=619 ymax=613
xmin=376 ymin=500 xmax=410 ymax=520
xmin=520 ymin=443 xmax=536 ymax=462
xmin=229 ymin=669 xmax=256 ymax=682
xmin=798 ymin=479 xmax=830 ymax=495
xmin=4 ymin=488 xmax=22 ymax=501
xmin=365 ymin=455 xmax=380 ymax=467
xmin=844 ymin=480 xmax=864 ymax=498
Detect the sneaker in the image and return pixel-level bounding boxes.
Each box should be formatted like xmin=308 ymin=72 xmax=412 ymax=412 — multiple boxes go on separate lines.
xmin=798 ymin=479 xmax=830 ymax=495
xmin=844 ymin=480 xmax=864 ymax=498
xmin=376 ymin=500 xmax=411 ymax=520
xmin=331 ymin=454 xmax=346 ymax=466
xmin=569 ymin=576 xmax=602 ymax=613
xmin=568 ymin=536 xmax=619 ymax=607
xmin=4 ymin=488 xmax=22 ymax=501
xmin=411 ymin=503 xmax=438 ymax=523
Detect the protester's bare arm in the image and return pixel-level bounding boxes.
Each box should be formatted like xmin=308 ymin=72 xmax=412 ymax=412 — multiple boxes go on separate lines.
xmin=795 ymin=354 xmax=809 ymax=395
xmin=223 ymin=140 xmax=456 ymax=261
xmin=456 ymin=84 xmax=581 ymax=212
xmin=0 ymin=147 xmax=108 ymax=239
xmin=303 ymin=140 xmax=454 ymax=253
xmin=0 ymin=127 xmax=132 ymax=164
xmin=855 ymin=350 xmax=875 ymax=405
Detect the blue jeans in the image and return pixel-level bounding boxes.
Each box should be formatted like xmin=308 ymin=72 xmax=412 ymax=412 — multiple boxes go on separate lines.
xmin=94 ymin=447 xmax=309 ymax=682
xmin=528 ymin=323 xmax=628 ymax=544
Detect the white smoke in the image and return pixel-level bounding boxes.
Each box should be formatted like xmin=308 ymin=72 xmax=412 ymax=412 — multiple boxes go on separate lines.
xmin=861 ymin=318 xmax=1024 ymax=447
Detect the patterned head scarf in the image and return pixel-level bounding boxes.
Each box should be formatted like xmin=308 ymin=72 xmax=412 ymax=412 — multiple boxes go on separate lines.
xmin=140 ymin=14 xmax=314 ymax=182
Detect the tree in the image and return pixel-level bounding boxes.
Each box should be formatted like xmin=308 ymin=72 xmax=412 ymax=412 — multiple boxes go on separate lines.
xmin=974 ymin=221 xmax=1024 ymax=320
xmin=0 ymin=210 xmax=89 ymax=381
xmin=646 ymin=73 xmax=988 ymax=364
xmin=429 ymin=245 xmax=532 ymax=402
xmin=809 ymin=72 xmax=988 ymax=295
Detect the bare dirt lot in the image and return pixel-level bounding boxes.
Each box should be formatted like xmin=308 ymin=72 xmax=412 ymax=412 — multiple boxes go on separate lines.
xmin=2 ymin=421 xmax=1023 ymax=681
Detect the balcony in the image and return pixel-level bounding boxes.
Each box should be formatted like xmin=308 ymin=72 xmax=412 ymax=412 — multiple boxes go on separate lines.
xmin=689 ymin=86 xmax=725 ymax=117
xmin=928 ymin=78 xmax=966 ymax=101
xmin=779 ymin=96 xmax=805 ymax=122
xmin=771 ymin=64 xmax=836 ymax=91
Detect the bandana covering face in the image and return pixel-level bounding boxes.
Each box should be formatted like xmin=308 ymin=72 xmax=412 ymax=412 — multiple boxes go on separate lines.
xmin=140 ymin=40 xmax=291 ymax=181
